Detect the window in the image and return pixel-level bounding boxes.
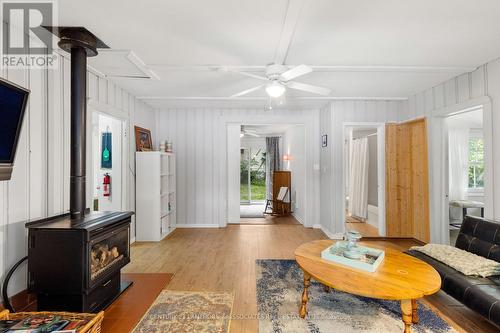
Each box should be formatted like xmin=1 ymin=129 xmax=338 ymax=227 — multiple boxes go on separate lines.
xmin=468 ymin=134 xmax=484 ymax=190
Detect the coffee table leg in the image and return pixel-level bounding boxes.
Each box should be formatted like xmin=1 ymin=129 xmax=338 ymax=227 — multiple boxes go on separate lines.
xmin=300 ymin=272 xmax=311 ymax=318
xmin=401 ymin=299 xmax=412 ymax=333
xmin=323 ymin=285 xmax=331 ymax=293
xmin=411 ymin=299 xmax=418 ymax=324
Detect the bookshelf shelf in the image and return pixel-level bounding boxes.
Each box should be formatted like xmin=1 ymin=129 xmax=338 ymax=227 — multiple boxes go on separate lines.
xmin=136 ymin=152 xmax=176 ymax=241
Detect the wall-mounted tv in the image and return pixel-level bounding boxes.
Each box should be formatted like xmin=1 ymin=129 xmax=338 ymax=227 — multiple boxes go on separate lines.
xmin=0 ymin=77 xmax=30 ymax=181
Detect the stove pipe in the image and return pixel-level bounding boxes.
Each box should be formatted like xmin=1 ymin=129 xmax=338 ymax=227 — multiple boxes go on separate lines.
xmin=57 ymin=28 xmax=98 ymax=219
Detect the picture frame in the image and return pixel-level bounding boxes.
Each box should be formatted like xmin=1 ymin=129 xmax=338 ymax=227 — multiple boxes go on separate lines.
xmin=134 ymin=126 xmax=153 ymax=151
xmin=322 ymin=134 xmax=328 ymax=147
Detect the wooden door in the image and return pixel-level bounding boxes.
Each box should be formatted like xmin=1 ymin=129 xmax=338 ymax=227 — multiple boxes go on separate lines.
xmin=386 ymin=118 xmax=430 ymax=242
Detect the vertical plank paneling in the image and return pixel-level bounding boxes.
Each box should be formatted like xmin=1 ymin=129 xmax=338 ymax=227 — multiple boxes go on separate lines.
xmin=457 ymin=73 xmax=470 ymax=103
xmin=471 ymin=66 xmax=486 ymax=98
xmin=444 ymin=79 xmax=456 ymax=106
xmin=28 ymin=64 xmax=47 ymax=219
xmin=434 ymin=84 xmax=445 ymax=110
xmin=98 ymin=77 xmax=108 ymax=105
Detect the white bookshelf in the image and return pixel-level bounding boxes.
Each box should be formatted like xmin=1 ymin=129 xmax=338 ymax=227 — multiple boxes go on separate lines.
xmin=136 ymin=151 xmax=176 ymax=241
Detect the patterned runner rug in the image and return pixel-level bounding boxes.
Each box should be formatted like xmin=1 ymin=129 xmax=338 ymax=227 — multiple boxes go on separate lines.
xmin=256 ymin=259 xmax=457 ymax=333
xmin=132 ymin=290 xmax=233 ymax=333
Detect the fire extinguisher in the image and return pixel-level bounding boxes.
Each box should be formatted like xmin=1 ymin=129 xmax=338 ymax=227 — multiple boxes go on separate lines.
xmin=103 ymin=173 xmax=111 ymax=197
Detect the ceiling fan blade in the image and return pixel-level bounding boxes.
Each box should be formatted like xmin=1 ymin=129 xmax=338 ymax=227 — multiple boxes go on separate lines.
xmin=231 ymin=85 xmax=263 ymax=97
xmin=244 ymin=131 xmax=260 ymax=137
xmin=219 ymin=68 xmax=268 ymax=81
xmin=286 ymin=81 xmax=331 ymax=96
xmin=280 ymin=64 xmax=313 ymax=81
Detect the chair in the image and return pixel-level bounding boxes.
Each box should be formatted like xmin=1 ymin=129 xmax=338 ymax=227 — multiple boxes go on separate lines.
xmin=264 ymin=186 xmax=289 ymax=216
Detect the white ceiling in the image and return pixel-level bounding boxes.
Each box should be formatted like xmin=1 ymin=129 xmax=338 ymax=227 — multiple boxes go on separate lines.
xmin=59 ymin=0 xmax=500 ymax=109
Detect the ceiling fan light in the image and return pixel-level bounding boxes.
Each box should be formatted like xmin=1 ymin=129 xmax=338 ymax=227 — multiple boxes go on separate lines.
xmin=265 ymin=81 xmax=286 ymax=98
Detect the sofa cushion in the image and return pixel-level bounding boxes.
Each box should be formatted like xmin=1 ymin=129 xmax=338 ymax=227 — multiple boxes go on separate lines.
xmin=456 ymin=216 xmax=500 ymax=262
xmin=463 ymin=284 xmax=500 ymax=327
xmin=406 ymin=250 xmax=495 ymax=301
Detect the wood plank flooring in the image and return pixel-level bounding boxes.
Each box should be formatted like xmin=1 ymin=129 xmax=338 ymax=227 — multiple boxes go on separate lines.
xmin=122 ymin=224 xmax=499 ymax=333
xmin=346 ymin=221 xmax=380 ymax=237
xmin=102 ymin=273 xmax=172 ymax=333
xmin=237 ymin=214 xmax=300 ymax=225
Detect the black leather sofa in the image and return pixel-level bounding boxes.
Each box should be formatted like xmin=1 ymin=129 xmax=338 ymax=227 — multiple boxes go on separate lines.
xmin=407 ymin=216 xmax=500 ymax=328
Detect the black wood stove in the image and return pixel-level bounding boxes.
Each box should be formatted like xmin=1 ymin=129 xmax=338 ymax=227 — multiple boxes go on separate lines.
xmin=25 ymin=27 xmax=133 ymax=313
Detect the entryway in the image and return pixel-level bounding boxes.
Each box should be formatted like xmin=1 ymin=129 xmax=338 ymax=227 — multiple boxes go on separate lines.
xmin=343 ymin=123 xmax=385 ymax=237
xmin=444 ymin=107 xmax=486 ymax=245
xmin=240 ymin=128 xmax=267 ymax=218
xmin=228 ymin=123 xmax=306 ymax=224
xmin=91 ymin=112 xmax=126 ymax=212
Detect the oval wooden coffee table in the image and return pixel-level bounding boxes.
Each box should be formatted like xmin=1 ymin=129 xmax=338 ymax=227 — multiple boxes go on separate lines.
xmin=295 ymin=240 xmax=441 ymax=333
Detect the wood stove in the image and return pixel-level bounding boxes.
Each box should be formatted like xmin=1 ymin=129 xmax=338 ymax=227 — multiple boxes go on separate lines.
xmin=26 ymin=211 xmax=132 ymax=312
xmin=25 ymin=27 xmax=133 ymax=313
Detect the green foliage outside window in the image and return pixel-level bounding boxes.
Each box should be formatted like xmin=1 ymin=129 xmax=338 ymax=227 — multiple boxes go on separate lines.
xmin=468 ymin=136 xmax=484 ymax=189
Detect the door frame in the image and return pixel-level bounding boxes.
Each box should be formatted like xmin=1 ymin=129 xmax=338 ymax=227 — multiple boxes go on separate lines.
xmin=342 ymin=122 xmax=386 ymax=236
xmin=226 ymin=120 xmax=313 ymax=226
xmin=433 ymin=97 xmax=493 ymax=244
xmin=87 ymin=107 xmax=129 ymax=212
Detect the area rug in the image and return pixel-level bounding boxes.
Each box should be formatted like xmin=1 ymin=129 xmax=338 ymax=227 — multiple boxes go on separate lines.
xmin=132 ymin=290 xmax=234 ymax=333
xmin=240 ymin=204 xmax=265 ymax=218
xmin=256 ymin=259 xmax=457 ymax=333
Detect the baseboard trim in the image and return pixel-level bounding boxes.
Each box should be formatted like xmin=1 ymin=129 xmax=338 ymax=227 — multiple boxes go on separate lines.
xmin=292 ymin=213 xmax=304 ymax=225
xmin=175 ymin=224 xmax=220 ymax=228
xmin=313 ymin=224 xmax=343 ymax=240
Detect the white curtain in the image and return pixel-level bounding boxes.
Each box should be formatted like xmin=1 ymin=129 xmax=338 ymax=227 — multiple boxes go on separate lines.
xmin=448 ymin=128 xmax=469 ymax=201
xmin=348 ymin=137 xmax=369 ymax=219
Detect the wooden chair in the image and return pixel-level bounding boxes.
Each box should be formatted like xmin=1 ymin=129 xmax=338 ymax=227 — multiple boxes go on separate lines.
xmin=264 ymin=187 xmax=289 ymax=216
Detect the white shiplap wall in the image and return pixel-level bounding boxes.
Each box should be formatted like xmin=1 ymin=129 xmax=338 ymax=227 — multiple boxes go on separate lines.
xmin=319 ymin=100 xmax=406 ymax=237
xmin=157 ymin=108 xmax=321 ymax=228
xmin=0 ymin=55 xmax=156 ymax=296
xmin=401 ymin=61 xmax=500 ymax=243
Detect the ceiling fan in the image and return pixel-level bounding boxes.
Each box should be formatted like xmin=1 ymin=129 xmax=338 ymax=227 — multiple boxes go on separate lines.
xmin=240 ymin=126 xmax=260 ymax=138
xmin=222 ymin=64 xmax=332 ymax=98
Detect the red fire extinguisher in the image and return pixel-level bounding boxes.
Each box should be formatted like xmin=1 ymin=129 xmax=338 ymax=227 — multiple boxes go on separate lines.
xmin=103 ymin=173 xmax=111 ymax=197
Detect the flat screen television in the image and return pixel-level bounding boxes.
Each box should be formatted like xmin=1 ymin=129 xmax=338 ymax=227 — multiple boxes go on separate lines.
xmin=0 ymin=77 xmax=30 ymax=181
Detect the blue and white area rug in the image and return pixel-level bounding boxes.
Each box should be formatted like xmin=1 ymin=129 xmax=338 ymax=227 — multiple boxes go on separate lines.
xmin=256 ymin=259 xmax=457 ymax=333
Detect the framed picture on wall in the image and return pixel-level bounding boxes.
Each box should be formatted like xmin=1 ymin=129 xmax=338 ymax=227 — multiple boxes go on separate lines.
xmin=322 ymin=134 xmax=328 ymax=147
xmin=134 ymin=126 xmax=153 ymax=151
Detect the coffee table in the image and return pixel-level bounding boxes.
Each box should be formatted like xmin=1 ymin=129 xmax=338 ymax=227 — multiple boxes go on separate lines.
xmin=294 ymin=240 xmax=441 ymax=333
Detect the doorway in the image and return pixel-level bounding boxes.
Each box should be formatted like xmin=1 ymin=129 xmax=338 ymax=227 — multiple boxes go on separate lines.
xmin=343 ymin=123 xmax=385 ymax=237
xmin=229 ymin=124 xmax=305 ymax=224
xmin=91 ymin=112 xmax=126 ymax=212
xmin=444 ymin=108 xmax=485 ymax=245
xmin=240 ymin=144 xmax=266 ymax=217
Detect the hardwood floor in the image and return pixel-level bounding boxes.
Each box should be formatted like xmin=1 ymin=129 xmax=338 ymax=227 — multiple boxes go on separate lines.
xmin=346 ymin=221 xmax=380 ymax=237
xmin=122 ymin=224 xmax=499 ymax=333
xmin=103 ymin=273 xmax=172 ymax=332
xmin=237 ymin=214 xmax=300 ymax=225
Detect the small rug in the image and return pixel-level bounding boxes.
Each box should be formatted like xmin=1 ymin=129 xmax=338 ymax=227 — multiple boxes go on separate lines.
xmin=240 ymin=204 xmax=265 ymax=218
xmin=256 ymin=259 xmax=457 ymax=333
xmin=132 ymin=290 xmax=234 ymax=333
